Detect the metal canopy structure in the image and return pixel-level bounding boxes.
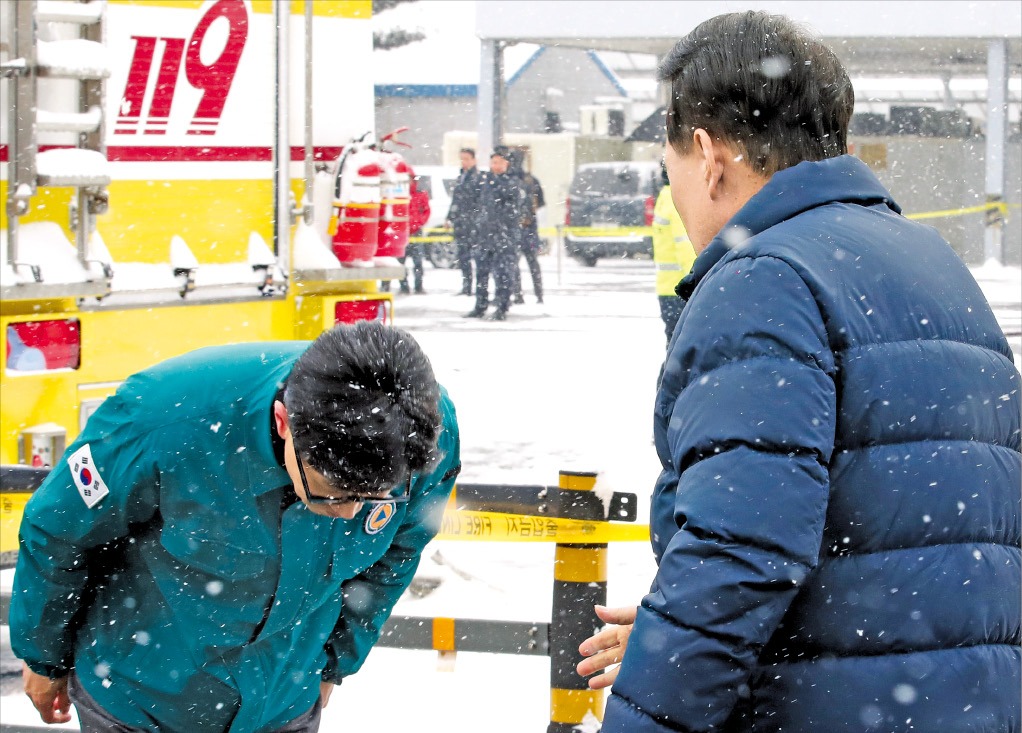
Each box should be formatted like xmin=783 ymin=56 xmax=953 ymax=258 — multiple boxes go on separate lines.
xmin=476 ymin=1 xmax=1021 ymax=74
xmin=486 ymin=35 xmax=1022 ymax=77
xmin=474 ymin=0 xmax=1022 ymax=262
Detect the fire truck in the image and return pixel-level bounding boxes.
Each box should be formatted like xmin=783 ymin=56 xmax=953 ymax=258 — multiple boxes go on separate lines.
xmin=0 ymin=0 xmax=394 ymax=556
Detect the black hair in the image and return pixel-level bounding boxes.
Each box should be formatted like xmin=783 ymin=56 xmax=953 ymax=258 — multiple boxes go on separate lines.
xmin=459 ymin=147 xmax=476 ymax=157
xmin=507 ymin=149 xmax=525 ymax=177
xmin=657 ymin=11 xmax=853 ymax=176
xmin=285 ymin=321 xmax=441 ymax=493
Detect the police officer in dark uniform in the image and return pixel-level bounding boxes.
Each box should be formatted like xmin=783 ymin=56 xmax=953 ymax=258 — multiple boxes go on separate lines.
xmin=465 ymin=146 xmax=526 ymax=321
xmin=508 ymin=150 xmax=545 ymax=305
xmin=446 ymin=148 xmax=482 ymax=296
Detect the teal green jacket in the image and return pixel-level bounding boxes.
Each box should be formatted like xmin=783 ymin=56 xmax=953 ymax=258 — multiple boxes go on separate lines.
xmin=11 ymin=342 xmax=460 ymax=732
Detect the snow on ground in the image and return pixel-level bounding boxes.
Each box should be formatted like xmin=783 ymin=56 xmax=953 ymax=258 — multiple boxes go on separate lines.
xmin=335 ymin=254 xmax=668 ymax=730
xmin=1 ymin=251 xmax=1018 ymax=731
xmin=341 ymin=254 xmax=1020 ymax=732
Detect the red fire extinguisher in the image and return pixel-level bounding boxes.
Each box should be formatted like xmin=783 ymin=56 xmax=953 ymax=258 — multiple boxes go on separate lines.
xmin=329 ymin=134 xmax=382 ymax=265
xmin=375 ymin=127 xmax=412 ymax=261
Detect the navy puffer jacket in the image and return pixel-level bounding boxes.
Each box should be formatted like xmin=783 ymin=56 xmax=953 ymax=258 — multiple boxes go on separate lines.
xmin=603 ymin=155 xmax=1021 ymax=733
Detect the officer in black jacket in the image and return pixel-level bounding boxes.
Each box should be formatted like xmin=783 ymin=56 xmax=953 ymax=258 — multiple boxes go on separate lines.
xmin=465 ymin=146 xmax=526 ymax=321
xmin=508 ymin=150 xmax=545 ymax=305
xmin=446 ymin=147 xmax=481 ymax=296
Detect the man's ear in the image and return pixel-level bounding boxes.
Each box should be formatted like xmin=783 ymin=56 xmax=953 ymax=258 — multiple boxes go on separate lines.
xmin=273 ymin=400 xmax=290 ymax=440
xmin=692 ymin=128 xmax=726 ymax=199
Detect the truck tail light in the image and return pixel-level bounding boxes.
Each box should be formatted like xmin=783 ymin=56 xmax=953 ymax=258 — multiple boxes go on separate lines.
xmin=644 ymin=196 xmax=655 ymax=227
xmin=334 ymin=298 xmax=392 ymax=325
xmin=564 ymin=198 xmax=571 ymax=226
xmin=6 ymin=319 xmax=81 ymax=372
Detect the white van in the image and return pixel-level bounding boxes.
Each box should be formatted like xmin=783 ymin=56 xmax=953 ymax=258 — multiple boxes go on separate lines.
xmin=412 ymin=165 xmax=460 ymax=268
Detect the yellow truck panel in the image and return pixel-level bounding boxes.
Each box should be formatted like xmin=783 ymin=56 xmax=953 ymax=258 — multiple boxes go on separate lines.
xmin=1 ymin=1 xmax=397 ymax=470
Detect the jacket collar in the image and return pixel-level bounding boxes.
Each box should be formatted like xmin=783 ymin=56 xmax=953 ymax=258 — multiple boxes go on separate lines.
xmin=246 ymin=369 xmax=295 ymax=495
xmin=676 ymin=155 xmax=899 ymax=299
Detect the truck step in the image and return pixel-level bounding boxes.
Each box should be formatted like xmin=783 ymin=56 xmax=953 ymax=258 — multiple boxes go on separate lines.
xmin=36 ymin=148 xmax=110 ymax=187
xmin=36 ymin=0 xmax=106 ymax=25
xmin=36 ymin=39 xmax=110 ymax=79
xmin=36 ymin=106 xmax=102 ymax=134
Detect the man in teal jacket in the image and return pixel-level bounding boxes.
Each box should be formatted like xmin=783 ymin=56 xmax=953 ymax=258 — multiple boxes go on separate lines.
xmin=12 ymin=321 xmax=461 ymax=732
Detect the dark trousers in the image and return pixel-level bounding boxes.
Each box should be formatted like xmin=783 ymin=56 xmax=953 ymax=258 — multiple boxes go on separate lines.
xmin=399 ymin=243 xmax=425 ymax=292
xmin=456 ymin=240 xmax=474 ymax=292
xmin=68 ymin=673 xmax=323 ymax=733
xmin=474 ymin=247 xmax=516 ymax=314
xmin=659 ymin=295 xmax=684 ymax=345
xmin=512 ymin=247 xmax=543 ymax=299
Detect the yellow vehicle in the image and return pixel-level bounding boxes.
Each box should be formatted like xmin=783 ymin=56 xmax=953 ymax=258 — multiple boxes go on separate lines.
xmin=1 ymin=0 xmax=391 ymax=553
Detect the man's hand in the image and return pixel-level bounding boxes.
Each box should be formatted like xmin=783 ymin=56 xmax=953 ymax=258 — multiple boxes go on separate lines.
xmin=320 ymin=680 xmax=335 ymax=708
xmin=23 ymin=664 xmax=72 ymax=724
xmin=575 ymin=604 xmax=637 ymax=690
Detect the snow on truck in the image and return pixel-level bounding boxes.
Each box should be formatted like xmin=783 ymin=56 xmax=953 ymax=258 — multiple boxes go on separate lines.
xmin=0 ymin=0 xmax=395 ymax=555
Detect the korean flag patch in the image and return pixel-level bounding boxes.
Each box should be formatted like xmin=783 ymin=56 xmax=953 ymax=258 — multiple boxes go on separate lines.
xmin=67 ymin=444 xmax=109 ymax=509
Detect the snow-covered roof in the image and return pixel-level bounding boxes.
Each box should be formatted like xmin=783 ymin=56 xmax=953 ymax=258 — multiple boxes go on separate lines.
xmin=373 ymin=0 xmax=513 ymax=85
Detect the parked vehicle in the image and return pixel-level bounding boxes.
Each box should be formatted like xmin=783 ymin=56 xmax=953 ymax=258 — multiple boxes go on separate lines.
xmin=564 ymin=161 xmax=663 ymax=266
xmin=413 ymin=165 xmax=461 ymax=268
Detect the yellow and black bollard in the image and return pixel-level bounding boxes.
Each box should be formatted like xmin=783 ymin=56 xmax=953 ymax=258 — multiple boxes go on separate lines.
xmin=548 ymin=470 xmax=607 ymax=732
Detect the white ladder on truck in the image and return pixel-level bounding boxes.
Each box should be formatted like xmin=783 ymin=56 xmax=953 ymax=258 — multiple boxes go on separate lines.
xmin=2 ymin=0 xmax=111 ymax=293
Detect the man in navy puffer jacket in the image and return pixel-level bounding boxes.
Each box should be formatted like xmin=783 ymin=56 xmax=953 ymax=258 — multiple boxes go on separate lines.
xmin=577 ymin=11 xmax=1021 ymax=733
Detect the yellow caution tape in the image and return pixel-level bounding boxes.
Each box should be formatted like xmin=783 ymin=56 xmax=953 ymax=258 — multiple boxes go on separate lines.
xmin=435 ymin=508 xmax=650 ymax=543
xmin=409 ymin=227 xmax=455 ymax=244
xmin=560 ymin=226 xmax=654 ymax=238
xmin=905 ymin=201 xmax=1013 ymax=221
xmin=538 ymin=202 xmax=1017 ymax=241
xmin=0 ymin=502 xmax=649 ymax=560
xmin=413 ymin=226 xmax=652 ymax=242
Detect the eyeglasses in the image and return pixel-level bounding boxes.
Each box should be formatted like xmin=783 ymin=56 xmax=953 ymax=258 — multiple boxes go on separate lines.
xmin=293 ymin=440 xmax=411 ymax=506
